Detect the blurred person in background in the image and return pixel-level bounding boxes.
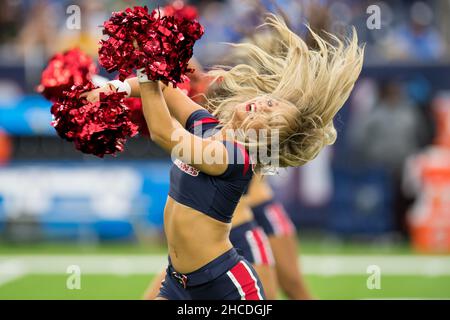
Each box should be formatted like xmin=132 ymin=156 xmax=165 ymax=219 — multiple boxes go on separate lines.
xmin=17 ymin=0 xmax=60 ymax=59
xmin=0 ymin=0 xmax=23 ymax=45
xmin=246 ymin=176 xmax=313 ymax=300
xmin=351 ymin=80 xmax=428 ymax=238
xmin=55 ymin=0 xmax=108 ymax=57
xmin=0 ymin=0 xmax=25 ymax=67
xmin=16 ymin=0 xmax=61 ymax=90
xmin=403 ymin=95 xmax=450 ymax=253
xmin=381 ymin=1 xmax=445 ymax=62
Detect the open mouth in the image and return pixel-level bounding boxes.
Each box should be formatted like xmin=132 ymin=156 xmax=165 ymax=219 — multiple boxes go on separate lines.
xmin=245 ymin=103 xmax=257 ymax=112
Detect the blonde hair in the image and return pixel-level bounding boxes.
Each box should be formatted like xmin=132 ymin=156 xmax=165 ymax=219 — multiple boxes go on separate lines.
xmin=206 ymin=14 xmax=364 ymax=168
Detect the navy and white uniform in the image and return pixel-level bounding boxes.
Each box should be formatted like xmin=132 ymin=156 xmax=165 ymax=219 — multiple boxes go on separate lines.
xmin=252 ymin=200 xmax=295 ymax=237
xmin=158 ymin=109 xmax=265 ymax=300
xmin=230 ymin=220 xmax=274 ymax=266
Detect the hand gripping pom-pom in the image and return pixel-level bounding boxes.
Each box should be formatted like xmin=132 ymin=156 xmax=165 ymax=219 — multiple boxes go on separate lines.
xmin=50 ymin=82 xmax=139 ymax=157
xmin=37 ymin=48 xmax=97 ymax=102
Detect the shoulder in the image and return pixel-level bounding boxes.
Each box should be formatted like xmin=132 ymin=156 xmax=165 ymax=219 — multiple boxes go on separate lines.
xmin=185 ymin=109 xmax=220 ymax=133
xmin=220 ymin=140 xmax=254 ymax=180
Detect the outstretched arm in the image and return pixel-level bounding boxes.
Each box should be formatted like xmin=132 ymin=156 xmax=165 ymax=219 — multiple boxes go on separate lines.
xmin=139 ymin=79 xmax=227 ymax=176
xmin=83 ymin=76 xmax=204 ymax=128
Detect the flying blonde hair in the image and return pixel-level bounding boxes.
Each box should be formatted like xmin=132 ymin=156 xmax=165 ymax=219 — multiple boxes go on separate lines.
xmin=206 ymin=14 xmax=364 ymax=168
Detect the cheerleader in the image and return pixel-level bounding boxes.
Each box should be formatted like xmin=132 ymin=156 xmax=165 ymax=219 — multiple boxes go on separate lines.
xmin=84 ymin=15 xmax=363 ymax=300
xmin=248 ymin=175 xmax=312 ymax=299
xmin=228 ymin=199 xmax=278 ymax=299
xmin=143 ymin=202 xmax=279 ymax=300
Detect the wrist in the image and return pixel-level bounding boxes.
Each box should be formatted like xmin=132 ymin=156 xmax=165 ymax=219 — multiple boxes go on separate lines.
xmin=137 ymin=68 xmax=154 ymax=84
xmin=107 ymin=80 xmax=131 ymax=97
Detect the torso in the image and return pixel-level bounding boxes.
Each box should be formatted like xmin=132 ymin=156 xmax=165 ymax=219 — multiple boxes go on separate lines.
xmin=165 ymin=109 xmax=253 ymax=273
xmin=164 ymin=196 xmax=232 ymax=273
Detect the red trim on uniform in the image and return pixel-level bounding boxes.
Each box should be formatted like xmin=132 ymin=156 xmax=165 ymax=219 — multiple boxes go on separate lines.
xmin=229 ymin=262 xmax=261 ymax=300
xmin=251 ymin=228 xmax=269 ymax=265
xmin=271 ymin=203 xmax=295 ymax=236
xmin=235 ymin=143 xmax=250 ymax=175
xmin=191 ymin=118 xmax=219 ymax=129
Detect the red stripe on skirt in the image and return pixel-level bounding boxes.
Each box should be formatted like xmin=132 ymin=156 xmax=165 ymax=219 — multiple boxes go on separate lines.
xmin=271 ymin=203 xmax=294 ymax=236
xmin=251 ymin=228 xmax=269 ymax=265
xmin=229 ymin=262 xmax=261 ymax=300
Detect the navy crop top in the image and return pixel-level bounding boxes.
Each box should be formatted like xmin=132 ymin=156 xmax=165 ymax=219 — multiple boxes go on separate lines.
xmin=168 ymin=109 xmax=253 ymax=223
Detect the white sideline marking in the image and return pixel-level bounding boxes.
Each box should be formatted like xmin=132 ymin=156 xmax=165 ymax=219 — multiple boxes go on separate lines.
xmin=303 ymin=255 xmax=450 ymax=276
xmin=0 ymin=260 xmax=27 ymax=287
xmin=0 ymin=255 xmax=449 ymax=276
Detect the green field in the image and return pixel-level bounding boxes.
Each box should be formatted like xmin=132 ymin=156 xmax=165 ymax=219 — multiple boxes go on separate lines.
xmin=0 ymin=241 xmax=449 ymax=300
xmin=1 ymin=274 xmax=450 ymax=300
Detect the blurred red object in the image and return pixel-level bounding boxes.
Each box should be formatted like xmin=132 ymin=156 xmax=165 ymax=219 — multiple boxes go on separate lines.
xmin=162 ymin=0 xmax=199 ymax=21
xmin=123 ymin=97 xmax=149 ymax=137
xmin=37 ymin=48 xmax=97 ymax=102
xmin=407 ymin=148 xmax=450 ymax=253
xmin=51 ymin=82 xmax=138 ymax=157
xmin=0 ymin=129 xmax=12 ymax=166
xmin=406 ymin=96 xmax=450 ymax=253
xmin=433 ymin=95 xmax=450 ymax=148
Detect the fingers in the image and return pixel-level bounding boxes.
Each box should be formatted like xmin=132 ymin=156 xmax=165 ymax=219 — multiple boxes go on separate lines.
xmin=80 ymin=92 xmax=98 ymax=103
xmin=80 ymin=86 xmax=111 ymax=103
xmin=78 ymin=85 xmax=117 ymax=103
xmin=132 ymin=39 xmax=140 ymax=50
xmin=86 ymin=94 xmax=99 ymax=103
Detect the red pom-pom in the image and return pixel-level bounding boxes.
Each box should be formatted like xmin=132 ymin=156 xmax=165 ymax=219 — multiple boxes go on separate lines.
xmin=37 ymin=48 xmax=97 ymax=102
xmin=51 ymin=82 xmax=139 ymax=157
xmin=162 ymin=1 xmax=199 ymax=21
xmin=98 ymin=6 xmax=204 ymax=85
xmin=122 ymin=97 xmax=150 ymax=137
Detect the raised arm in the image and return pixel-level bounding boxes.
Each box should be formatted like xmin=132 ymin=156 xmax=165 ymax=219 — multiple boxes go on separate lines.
xmin=83 ymin=76 xmax=205 ymax=128
xmin=127 ymin=77 xmax=203 ymax=127
xmin=139 ymin=79 xmax=228 ymax=176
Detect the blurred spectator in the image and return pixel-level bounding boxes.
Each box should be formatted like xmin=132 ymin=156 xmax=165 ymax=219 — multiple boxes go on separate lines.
xmin=15 ymin=0 xmax=61 ymax=90
xmin=377 ymin=1 xmax=445 ymax=62
xmin=194 ymin=0 xmax=243 ymax=66
xmin=350 ymin=80 xmax=429 ymax=237
xmin=352 ymin=80 xmax=427 ymax=171
xmin=0 ymin=0 xmax=23 ymax=45
xmin=55 ymin=0 xmax=108 ymax=57
xmin=17 ymin=0 xmax=60 ymax=59
xmin=406 ymin=76 xmax=436 ymax=147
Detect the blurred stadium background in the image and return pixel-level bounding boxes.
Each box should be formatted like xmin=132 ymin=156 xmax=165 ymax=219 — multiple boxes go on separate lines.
xmin=0 ymin=0 xmax=450 ymax=299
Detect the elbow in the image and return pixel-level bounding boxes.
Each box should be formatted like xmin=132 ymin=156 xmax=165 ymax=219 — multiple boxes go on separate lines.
xmin=148 ymin=131 xmax=156 ymax=142
xmin=150 ymin=134 xmax=167 ymax=149
xmin=149 ymin=129 xmax=172 ymax=147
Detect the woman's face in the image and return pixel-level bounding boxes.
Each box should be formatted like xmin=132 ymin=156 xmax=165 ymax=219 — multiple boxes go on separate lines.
xmin=233 ymin=96 xmax=288 ymax=127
